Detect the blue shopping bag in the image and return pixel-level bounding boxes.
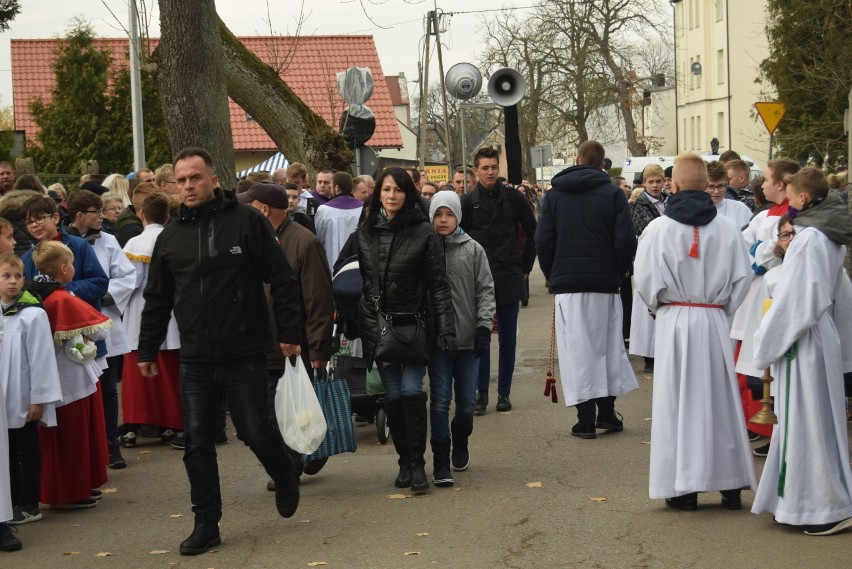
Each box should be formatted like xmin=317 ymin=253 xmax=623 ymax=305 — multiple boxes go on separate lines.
xmin=302 ymin=370 xmax=357 ymax=461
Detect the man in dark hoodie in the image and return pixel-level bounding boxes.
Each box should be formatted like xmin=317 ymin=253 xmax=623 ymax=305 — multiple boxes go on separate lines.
xmin=536 ymin=140 xmax=638 ymax=440
xmin=137 ymin=147 xmax=303 ymax=555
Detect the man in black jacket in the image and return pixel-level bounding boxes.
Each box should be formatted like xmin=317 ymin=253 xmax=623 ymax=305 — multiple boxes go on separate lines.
xmin=460 ymin=148 xmax=537 ymax=414
xmin=536 ymin=140 xmax=639 ymax=439
xmin=138 ymin=148 xmax=302 ymax=555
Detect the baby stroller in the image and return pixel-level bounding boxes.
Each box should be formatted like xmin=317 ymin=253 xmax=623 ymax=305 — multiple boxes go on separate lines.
xmin=331 ymin=254 xmax=388 ymax=444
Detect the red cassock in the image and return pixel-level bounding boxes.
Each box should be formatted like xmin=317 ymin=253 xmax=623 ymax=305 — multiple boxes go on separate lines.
xmin=121 ymin=350 xmax=183 ymax=429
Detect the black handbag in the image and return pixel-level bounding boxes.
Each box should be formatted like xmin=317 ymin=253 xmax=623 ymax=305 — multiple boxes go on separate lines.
xmin=370 ymin=234 xmax=432 ymax=365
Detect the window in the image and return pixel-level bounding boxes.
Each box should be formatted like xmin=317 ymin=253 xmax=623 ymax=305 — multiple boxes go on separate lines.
xmin=715 ymin=0 xmax=724 ymax=22
xmin=695 ymin=55 xmax=702 ymax=89
xmin=697 ymin=116 xmax=702 ymax=150
xmin=694 ymin=0 xmax=701 ymax=28
xmin=690 ymin=117 xmax=696 ymax=149
xmin=717 ymin=49 xmax=725 ymax=84
xmin=688 ymin=0 xmax=694 ymax=29
xmin=683 ymin=118 xmax=688 ymax=152
xmin=717 ymin=112 xmax=725 ymax=145
xmin=689 ymin=57 xmax=695 ymax=89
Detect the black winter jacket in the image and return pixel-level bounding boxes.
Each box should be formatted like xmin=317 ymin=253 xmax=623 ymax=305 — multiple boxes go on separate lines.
xmin=630 ymin=190 xmax=665 ymax=236
xmin=138 ymin=189 xmax=300 ymax=363
xmin=356 ymin=205 xmax=454 ymax=364
xmin=537 ymin=165 xmax=637 ymax=294
xmin=460 ymin=182 xmax=537 ymax=306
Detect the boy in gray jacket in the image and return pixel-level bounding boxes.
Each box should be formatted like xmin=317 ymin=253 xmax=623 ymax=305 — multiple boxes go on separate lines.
xmin=428 ymin=192 xmax=496 ymax=487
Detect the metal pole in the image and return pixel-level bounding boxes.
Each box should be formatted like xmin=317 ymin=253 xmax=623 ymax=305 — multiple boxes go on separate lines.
xmin=128 ymin=0 xmax=146 ymax=170
xmin=432 ymin=9 xmax=454 ymax=174
xmin=539 ymin=147 xmax=544 ymax=187
xmin=768 ymin=133 xmax=773 ymax=161
xmin=460 ymin=107 xmax=467 ymax=192
xmin=417 ymin=14 xmax=432 ymax=169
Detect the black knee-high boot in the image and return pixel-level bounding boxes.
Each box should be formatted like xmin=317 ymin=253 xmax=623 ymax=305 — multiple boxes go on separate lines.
xmin=384 ymin=398 xmax=411 ymax=488
xmin=402 ymin=392 xmax=430 ymax=494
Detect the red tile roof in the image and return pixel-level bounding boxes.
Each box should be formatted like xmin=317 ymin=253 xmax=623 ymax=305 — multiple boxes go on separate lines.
xmin=11 ymin=35 xmax=403 ymax=151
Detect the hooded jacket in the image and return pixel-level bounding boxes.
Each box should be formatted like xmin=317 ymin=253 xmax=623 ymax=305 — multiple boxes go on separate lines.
xmin=537 ymin=165 xmax=637 ymax=294
xmin=793 ymin=193 xmax=852 ymax=246
xmin=115 ymin=206 xmax=143 ymax=247
xmin=430 ymin=192 xmax=496 ymax=348
xmin=138 ymin=189 xmax=301 ymax=364
xmin=356 ymin=202 xmax=454 ymax=364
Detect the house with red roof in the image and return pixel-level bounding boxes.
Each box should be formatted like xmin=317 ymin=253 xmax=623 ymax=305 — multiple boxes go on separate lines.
xmin=11 ymin=35 xmax=404 ymax=172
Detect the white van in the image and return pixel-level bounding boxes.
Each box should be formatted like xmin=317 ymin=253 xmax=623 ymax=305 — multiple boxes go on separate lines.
xmin=622 ymin=154 xmax=763 ymax=186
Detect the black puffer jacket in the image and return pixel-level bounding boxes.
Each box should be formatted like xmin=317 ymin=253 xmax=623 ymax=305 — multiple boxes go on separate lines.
xmin=537 ymin=165 xmax=637 ymax=294
xmin=356 ymin=204 xmax=454 ymax=364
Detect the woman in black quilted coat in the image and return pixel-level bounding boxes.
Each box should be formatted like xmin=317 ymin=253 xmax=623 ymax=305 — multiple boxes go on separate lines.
xmin=357 ymin=167 xmax=455 ymax=494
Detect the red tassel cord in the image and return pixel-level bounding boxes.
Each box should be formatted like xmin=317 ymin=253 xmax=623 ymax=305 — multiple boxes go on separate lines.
xmin=689 ymin=225 xmax=700 ymax=258
xmin=544 ymin=302 xmax=558 ymax=403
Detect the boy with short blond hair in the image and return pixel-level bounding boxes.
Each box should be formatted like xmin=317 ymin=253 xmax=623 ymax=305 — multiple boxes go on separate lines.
xmin=0 ymin=253 xmax=62 ymax=530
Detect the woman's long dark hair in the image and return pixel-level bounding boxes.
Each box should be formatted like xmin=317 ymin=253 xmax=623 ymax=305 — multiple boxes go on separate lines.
xmin=361 ymin=167 xmax=424 ymax=233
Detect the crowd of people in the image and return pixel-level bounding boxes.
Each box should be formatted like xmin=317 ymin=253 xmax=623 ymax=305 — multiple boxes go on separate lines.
xmin=0 ymin=141 xmax=851 ymax=556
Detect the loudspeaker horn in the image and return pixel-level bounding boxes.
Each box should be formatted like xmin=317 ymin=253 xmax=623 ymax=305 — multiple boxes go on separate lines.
xmin=445 ymin=62 xmax=483 ymax=101
xmin=487 ymin=67 xmax=526 ymax=107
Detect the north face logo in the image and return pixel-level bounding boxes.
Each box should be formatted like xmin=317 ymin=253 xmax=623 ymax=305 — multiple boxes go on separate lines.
xmin=230 ymin=246 xmax=242 ymax=254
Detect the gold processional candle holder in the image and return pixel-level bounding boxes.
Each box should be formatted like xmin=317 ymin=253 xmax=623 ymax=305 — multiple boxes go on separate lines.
xmin=750 ymin=297 xmax=778 ymax=425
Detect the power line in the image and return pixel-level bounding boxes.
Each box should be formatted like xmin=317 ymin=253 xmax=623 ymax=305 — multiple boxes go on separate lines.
xmin=443 ymin=5 xmax=539 ymax=16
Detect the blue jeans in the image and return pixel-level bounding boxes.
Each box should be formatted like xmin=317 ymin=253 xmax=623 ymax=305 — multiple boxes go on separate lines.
xmin=477 ymin=302 xmax=519 ymax=397
xmin=428 ymin=348 xmax=478 ymax=441
xmin=180 ymin=355 xmax=293 ymax=522
xmin=377 ymin=362 xmax=426 ymax=401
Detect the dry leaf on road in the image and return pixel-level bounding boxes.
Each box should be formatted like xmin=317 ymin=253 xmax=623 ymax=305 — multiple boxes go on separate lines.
xmin=386 ymin=493 xmax=410 ymax=499
xmin=150 ymin=550 xmax=169 ymax=555
xmin=416 ymin=532 xmax=429 ymax=537
xmin=62 ymin=551 xmax=80 ymax=555
xmin=526 ymin=482 xmax=543 ymax=488
xmin=643 ymin=417 xmax=652 ymax=421
xmin=404 ymin=551 xmax=421 ymax=556
xmin=299 ymin=519 xmax=311 ymax=523
xmin=641 ymin=441 xmax=651 ymax=445
xmin=307 ymin=563 xmax=327 ymax=567
xmin=169 ymin=514 xmax=183 ymax=518
xmin=101 ymin=488 xmax=118 ymax=493
xmin=591 ymin=497 xmax=608 ymax=502
xmin=95 ymin=551 xmax=112 ymax=557
xmin=139 ymin=450 xmax=152 ymax=454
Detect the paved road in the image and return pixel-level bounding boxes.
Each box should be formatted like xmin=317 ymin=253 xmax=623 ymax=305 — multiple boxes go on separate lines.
xmin=10 ymin=269 xmax=852 ymax=568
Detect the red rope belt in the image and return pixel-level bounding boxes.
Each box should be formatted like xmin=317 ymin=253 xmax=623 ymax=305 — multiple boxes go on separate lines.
xmin=661 ymin=302 xmax=724 ymax=309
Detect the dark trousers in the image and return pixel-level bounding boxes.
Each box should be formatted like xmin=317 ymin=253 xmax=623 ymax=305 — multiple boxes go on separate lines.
xmin=620 ymin=276 xmax=632 ymax=341
xmin=180 ymin=355 xmax=294 ymax=522
xmin=8 ymin=421 xmax=40 ymax=506
xmin=477 ymin=301 xmax=520 ymax=396
xmin=575 ymin=396 xmax=616 ymax=425
xmin=101 ymin=355 xmax=121 ymax=440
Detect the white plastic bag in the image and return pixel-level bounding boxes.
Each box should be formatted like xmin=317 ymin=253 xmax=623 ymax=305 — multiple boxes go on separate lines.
xmin=275 ymin=358 xmax=327 ymax=454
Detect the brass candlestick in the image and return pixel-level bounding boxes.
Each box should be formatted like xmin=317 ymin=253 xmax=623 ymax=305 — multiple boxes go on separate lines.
xmin=749 ymin=367 xmax=778 ymax=425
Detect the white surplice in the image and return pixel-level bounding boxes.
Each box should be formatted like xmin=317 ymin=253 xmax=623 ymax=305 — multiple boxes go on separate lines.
xmin=635 ymin=214 xmax=757 ymax=499
xmin=716 ymin=199 xmax=752 ymax=230
xmin=751 ymin=227 xmax=852 ymax=525
xmin=0 ymin=374 xmax=9 ymax=522
xmin=628 ymin=285 xmax=655 ymax=358
xmin=555 ymin=293 xmax=638 ymax=407
xmin=91 ymin=231 xmax=136 ymax=357
xmin=732 ymin=209 xmax=783 ymax=377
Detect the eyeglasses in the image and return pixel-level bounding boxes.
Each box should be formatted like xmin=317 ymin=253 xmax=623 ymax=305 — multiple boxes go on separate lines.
xmin=777 ymin=229 xmax=796 ymax=242
xmin=103 ymin=206 xmax=123 ymax=213
xmin=706 ymin=184 xmax=727 ymax=192
xmin=25 ymin=214 xmax=52 ymax=227
xmin=84 ymin=209 xmax=105 ymax=215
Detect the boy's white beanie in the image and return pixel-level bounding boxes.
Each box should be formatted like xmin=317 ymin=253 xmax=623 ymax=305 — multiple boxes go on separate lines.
xmin=429 ymin=190 xmax=462 ymax=223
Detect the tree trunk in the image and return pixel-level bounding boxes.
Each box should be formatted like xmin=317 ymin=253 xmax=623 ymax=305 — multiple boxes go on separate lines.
xmin=156 ymin=0 xmax=235 ymax=186
xmin=217 ymin=19 xmax=353 ymax=173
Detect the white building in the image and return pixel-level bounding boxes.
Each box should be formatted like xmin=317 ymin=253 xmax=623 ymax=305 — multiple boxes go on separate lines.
xmin=673 ymin=0 xmax=772 ymax=165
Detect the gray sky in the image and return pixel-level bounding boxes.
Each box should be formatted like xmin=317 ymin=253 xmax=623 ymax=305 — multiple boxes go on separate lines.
xmin=0 ymin=0 xmax=536 ymax=114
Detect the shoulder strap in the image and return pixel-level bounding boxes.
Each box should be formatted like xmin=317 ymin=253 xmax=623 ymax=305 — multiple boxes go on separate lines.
xmin=370 ymin=233 xmax=381 ymax=308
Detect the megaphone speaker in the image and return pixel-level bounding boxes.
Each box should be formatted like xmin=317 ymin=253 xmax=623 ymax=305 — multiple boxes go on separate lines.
xmin=445 ymin=63 xmax=483 ymax=101
xmin=487 ymin=68 xmax=526 ymax=107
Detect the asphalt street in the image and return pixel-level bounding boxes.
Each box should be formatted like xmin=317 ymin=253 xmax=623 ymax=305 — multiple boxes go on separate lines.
xmin=8 ymin=268 xmax=852 ymax=568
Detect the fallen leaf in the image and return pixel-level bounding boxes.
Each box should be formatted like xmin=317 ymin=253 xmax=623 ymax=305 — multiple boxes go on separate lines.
xmin=453 ymin=488 xmax=462 ymax=492
xmin=299 ymin=520 xmax=311 ymax=524
xmin=643 ymin=417 xmax=652 ymax=421
xmin=591 ymin=497 xmax=608 ymax=502
xmin=101 ymin=487 xmax=119 ymax=494
xmin=62 ymin=551 xmax=80 ymax=556
xmin=404 ymin=551 xmax=421 ymax=556
xmin=641 ymin=441 xmax=651 ymax=445
xmin=150 ymin=550 xmax=169 ymax=555
xmin=386 ymin=493 xmax=410 ymax=500
xmin=526 ymin=482 xmax=543 ymax=488
xmin=139 ymin=450 xmax=152 ymax=454
xmin=95 ymin=552 xmax=112 ymax=557
xmin=307 ymin=563 xmax=327 ymax=567
xmin=416 ymin=532 xmax=429 ymax=536
xmin=169 ymin=514 xmax=183 ymax=518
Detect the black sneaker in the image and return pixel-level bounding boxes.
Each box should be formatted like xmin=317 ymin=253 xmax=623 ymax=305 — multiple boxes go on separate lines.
xmin=803 ymin=518 xmax=852 ymax=536
xmin=747 ymin=430 xmax=762 ymax=442
xmin=8 ymin=504 xmax=41 ymax=525
xmin=495 ymin=396 xmax=512 ymax=412
xmin=571 ymin=422 xmax=596 ymax=439
xmin=720 ymin=489 xmax=742 ymax=510
xmin=665 ymin=493 xmax=698 ymax=512
xmin=474 ymin=392 xmax=488 ymax=416
xmin=51 ymin=498 xmax=98 ymax=510
xmin=596 ymin=412 xmax=624 ymax=432
xmin=90 ymin=489 xmax=103 ymax=501
xmin=119 ymin=432 xmax=137 ymax=448
xmin=108 ymin=439 xmax=127 ymax=469
xmin=215 ymin=430 xmax=229 ymax=445
xmin=168 ymin=433 xmax=186 ymax=450
xmin=0 ymin=522 xmax=22 ymax=552
xmin=753 ymin=442 xmax=770 ymax=457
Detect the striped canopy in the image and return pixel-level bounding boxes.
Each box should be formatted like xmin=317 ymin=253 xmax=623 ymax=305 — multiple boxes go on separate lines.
xmin=236 ymin=152 xmax=289 ymax=179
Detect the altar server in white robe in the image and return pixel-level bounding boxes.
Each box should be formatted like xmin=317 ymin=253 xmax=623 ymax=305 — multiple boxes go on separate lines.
xmin=536 ymin=140 xmax=638 ymax=440
xmin=706 ymin=161 xmax=752 ymax=229
xmin=636 ymin=153 xmax=756 ymax=511
xmin=751 ymin=167 xmax=852 ymax=536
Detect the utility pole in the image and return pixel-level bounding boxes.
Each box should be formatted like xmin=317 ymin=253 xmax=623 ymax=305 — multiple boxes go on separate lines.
xmin=128 ymin=0 xmax=146 ymax=170
xmin=417 ymin=13 xmax=432 ymax=168
xmin=432 ymin=9 xmax=453 ymax=173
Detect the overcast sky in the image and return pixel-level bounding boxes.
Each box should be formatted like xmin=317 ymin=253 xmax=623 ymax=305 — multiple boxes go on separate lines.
xmin=0 ymin=0 xmax=537 ymax=111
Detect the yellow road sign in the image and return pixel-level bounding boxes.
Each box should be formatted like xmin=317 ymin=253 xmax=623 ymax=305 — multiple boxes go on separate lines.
xmin=754 ymin=102 xmax=786 ymax=135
